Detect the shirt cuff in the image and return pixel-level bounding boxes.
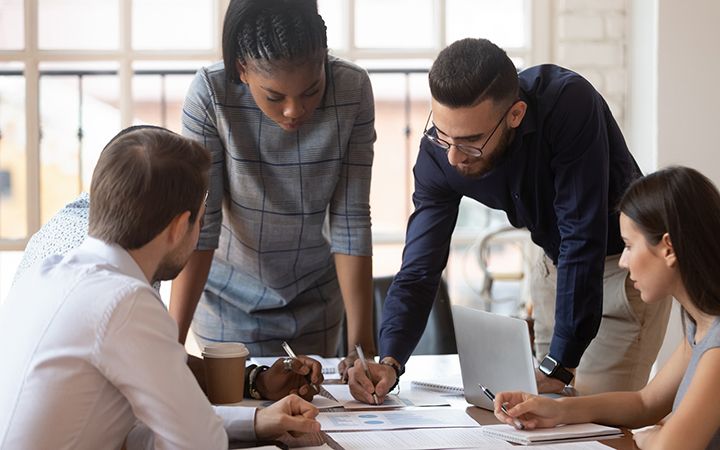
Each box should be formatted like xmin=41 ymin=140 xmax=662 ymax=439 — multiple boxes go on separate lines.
xmin=548 ymin=334 xmax=591 ymax=368
xmin=212 ymin=405 xmax=257 ymax=442
xmin=380 ymin=338 xmax=413 ymax=367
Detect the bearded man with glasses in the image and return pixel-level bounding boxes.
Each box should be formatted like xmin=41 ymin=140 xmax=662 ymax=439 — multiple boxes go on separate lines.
xmin=348 ymin=38 xmax=672 ymax=405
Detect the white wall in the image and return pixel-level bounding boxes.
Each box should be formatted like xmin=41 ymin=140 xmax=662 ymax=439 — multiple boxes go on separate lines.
xmin=560 ymin=0 xmax=720 ymax=372
xmin=626 ymin=0 xmax=657 ymax=174
xmin=552 ymin=0 xmax=629 ymax=126
xmin=656 ymin=0 xmax=720 ymax=184
xmin=628 ymin=0 xmax=720 ymax=372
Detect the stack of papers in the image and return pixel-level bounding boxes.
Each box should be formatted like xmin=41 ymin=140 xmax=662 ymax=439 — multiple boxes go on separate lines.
xmin=327 ymin=428 xmax=508 ymax=449
xmin=317 ymin=408 xmax=480 ymax=431
xmin=322 ymin=384 xmax=406 ymax=409
xmin=321 ymin=383 xmax=452 ymax=409
xmin=236 ymin=394 xmax=341 ymax=410
xmin=482 ymin=423 xmax=623 ymax=445
xmin=328 ymin=428 xmax=614 ymax=450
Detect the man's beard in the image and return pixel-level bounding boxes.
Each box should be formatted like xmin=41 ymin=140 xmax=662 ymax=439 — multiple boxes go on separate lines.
xmin=453 ymin=128 xmax=514 ymax=178
xmin=153 ymin=249 xmax=187 ymax=283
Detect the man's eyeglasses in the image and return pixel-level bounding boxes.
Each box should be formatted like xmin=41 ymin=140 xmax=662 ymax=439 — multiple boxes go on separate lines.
xmin=422 ymin=101 xmax=516 ymax=158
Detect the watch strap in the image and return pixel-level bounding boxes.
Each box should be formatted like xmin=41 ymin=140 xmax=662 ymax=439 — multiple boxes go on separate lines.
xmin=248 ymin=365 xmax=270 ymax=400
xmin=380 ymin=359 xmax=404 ymax=391
xmin=540 ymin=355 xmax=574 ymax=385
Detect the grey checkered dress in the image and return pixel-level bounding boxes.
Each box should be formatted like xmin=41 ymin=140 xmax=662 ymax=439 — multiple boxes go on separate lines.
xmin=182 ymin=56 xmax=375 ymax=357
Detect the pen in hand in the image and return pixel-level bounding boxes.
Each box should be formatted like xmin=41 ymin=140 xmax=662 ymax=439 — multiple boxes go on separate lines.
xmin=480 ymin=384 xmax=524 ymax=430
xmin=281 ymin=341 xmax=318 ymax=394
xmin=355 ymin=344 xmax=379 ymax=405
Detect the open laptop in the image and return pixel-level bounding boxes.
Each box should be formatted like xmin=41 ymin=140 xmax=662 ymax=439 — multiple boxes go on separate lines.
xmin=451 ymin=304 xmax=542 ymax=410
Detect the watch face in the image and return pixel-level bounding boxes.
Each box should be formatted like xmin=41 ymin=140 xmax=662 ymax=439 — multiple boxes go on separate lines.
xmin=539 ymin=356 xmax=557 ymax=375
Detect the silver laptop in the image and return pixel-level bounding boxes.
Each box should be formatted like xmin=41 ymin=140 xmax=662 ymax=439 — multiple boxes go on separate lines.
xmin=451 ymin=304 xmax=539 ymax=410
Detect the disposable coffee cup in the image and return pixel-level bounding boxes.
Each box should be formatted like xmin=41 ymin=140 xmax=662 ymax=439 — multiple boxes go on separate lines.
xmin=202 ymin=343 xmax=250 ymax=404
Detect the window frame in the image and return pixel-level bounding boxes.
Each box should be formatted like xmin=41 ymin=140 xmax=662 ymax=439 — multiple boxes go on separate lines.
xmin=0 ymin=0 xmax=548 ymax=250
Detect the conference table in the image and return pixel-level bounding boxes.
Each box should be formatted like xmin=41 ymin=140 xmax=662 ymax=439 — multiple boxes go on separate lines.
xmin=274 ymin=354 xmax=639 ymax=450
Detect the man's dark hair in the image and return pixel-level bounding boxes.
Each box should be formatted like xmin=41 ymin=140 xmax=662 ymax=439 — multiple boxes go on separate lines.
xmin=88 ymin=126 xmax=210 ymax=250
xmin=429 ymin=38 xmax=519 ymax=108
xmin=222 ymin=0 xmax=328 ymax=82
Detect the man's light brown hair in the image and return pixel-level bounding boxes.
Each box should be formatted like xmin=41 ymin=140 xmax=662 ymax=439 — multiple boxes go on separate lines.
xmin=88 ymin=126 xmax=211 ymax=250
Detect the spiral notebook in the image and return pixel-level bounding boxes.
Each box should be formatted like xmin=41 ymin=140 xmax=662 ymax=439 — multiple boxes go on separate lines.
xmin=482 ymin=423 xmax=623 ymax=445
xmin=410 ymin=379 xmax=464 ymax=394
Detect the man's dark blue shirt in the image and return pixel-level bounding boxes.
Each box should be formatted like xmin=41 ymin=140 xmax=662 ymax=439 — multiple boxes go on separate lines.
xmin=379 ymin=64 xmax=642 ymax=368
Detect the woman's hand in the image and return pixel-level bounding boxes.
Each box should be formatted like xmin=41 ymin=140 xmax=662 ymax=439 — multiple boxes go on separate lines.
xmin=493 ymin=391 xmax=565 ymax=430
xmin=632 ymin=425 xmax=661 ymax=449
xmin=256 ymin=356 xmax=324 ymax=401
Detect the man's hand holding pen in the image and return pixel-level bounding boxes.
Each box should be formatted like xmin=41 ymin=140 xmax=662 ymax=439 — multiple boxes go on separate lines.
xmin=347 ymin=357 xmax=398 ymax=405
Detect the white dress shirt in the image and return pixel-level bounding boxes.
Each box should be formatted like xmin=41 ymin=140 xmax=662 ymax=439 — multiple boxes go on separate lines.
xmin=0 ymin=237 xmax=255 ymax=450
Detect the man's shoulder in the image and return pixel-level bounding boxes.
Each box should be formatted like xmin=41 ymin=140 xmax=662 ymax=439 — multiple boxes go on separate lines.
xmin=14 ymin=194 xmax=90 ymax=282
xmin=26 ymin=249 xmax=149 ymax=300
xmin=520 ymin=64 xmax=584 ymax=81
xmin=519 ymin=64 xmax=597 ymax=100
xmin=5 ymin=253 xmax=156 ymax=340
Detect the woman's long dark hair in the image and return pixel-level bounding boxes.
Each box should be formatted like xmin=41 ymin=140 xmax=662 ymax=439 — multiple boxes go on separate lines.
xmin=222 ymin=0 xmax=328 ymax=82
xmin=619 ymin=166 xmax=720 ymax=317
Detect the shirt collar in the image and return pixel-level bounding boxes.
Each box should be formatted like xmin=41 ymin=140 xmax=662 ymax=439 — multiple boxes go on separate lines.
xmin=78 ymin=237 xmax=151 ymax=286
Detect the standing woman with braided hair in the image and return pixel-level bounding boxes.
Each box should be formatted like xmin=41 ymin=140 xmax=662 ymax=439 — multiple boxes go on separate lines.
xmin=173 ymin=0 xmax=376 ymax=376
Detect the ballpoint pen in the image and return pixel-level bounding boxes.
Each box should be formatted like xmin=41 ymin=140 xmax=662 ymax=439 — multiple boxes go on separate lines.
xmin=479 ymin=384 xmax=524 ymax=430
xmin=281 ymin=341 xmax=318 ymax=393
xmin=355 ymin=343 xmax=379 ymax=405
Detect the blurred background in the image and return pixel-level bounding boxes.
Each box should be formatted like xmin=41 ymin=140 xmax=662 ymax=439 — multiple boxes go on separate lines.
xmin=1 ymin=0 xmax=718 ymax=353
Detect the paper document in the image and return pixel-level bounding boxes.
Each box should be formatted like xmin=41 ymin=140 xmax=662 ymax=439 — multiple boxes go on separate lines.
xmin=237 ymin=394 xmax=341 ymax=410
xmin=322 ymin=383 xmax=451 ymax=408
xmin=251 ymin=355 xmax=342 ymax=380
xmin=230 ymin=446 xmax=281 ymax=450
xmin=322 ymin=383 xmax=406 ymax=409
xmin=530 ymin=443 xmax=613 ymax=449
xmin=292 ymin=445 xmax=335 ymax=450
xmin=327 ymin=427 xmax=511 ymax=449
xmin=328 ymin=428 xmax=611 ymax=450
xmin=317 ymin=408 xmax=480 ymax=431
xmin=482 ymin=423 xmax=622 ymax=445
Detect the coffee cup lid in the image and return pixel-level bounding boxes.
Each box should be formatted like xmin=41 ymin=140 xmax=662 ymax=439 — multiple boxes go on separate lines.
xmin=202 ymin=342 xmax=250 ymax=358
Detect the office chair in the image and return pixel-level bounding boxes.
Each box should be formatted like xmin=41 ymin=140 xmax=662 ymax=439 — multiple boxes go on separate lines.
xmin=476 ymin=226 xmax=532 ymax=311
xmin=372 ymin=275 xmax=457 ymax=355
xmin=336 ymin=276 xmax=457 ymax=357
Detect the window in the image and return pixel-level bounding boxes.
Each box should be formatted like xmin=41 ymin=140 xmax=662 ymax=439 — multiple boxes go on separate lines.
xmin=1 ymin=0 xmax=544 ymax=307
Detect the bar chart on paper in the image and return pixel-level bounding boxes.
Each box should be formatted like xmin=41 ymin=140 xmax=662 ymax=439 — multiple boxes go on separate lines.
xmin=317 ymin=408 xmax=479 ymax=431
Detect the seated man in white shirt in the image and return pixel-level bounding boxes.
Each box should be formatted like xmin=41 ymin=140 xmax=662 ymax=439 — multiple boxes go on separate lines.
xmin=12 ymin=194 xmax=322 ymax=403
xmin=0 ymin=126 xmax=321 ymax=450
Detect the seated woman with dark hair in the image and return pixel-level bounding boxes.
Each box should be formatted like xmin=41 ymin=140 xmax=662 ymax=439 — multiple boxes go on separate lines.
xmin=493 ymin=166 xmax=720 ymax=450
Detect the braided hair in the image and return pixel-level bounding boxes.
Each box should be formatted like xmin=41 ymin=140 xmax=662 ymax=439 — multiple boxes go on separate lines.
xmin=222 ymin=0 xmax=328 ymax=82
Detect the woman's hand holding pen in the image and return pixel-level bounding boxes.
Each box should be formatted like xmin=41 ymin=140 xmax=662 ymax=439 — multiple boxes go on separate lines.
xmin=256 ymin=356 xmax=324 ymax=401
xmin=492 ymin=391 xmax=565 ymax=430
xmin=347 ymin=359 xmax=396 ymax=405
